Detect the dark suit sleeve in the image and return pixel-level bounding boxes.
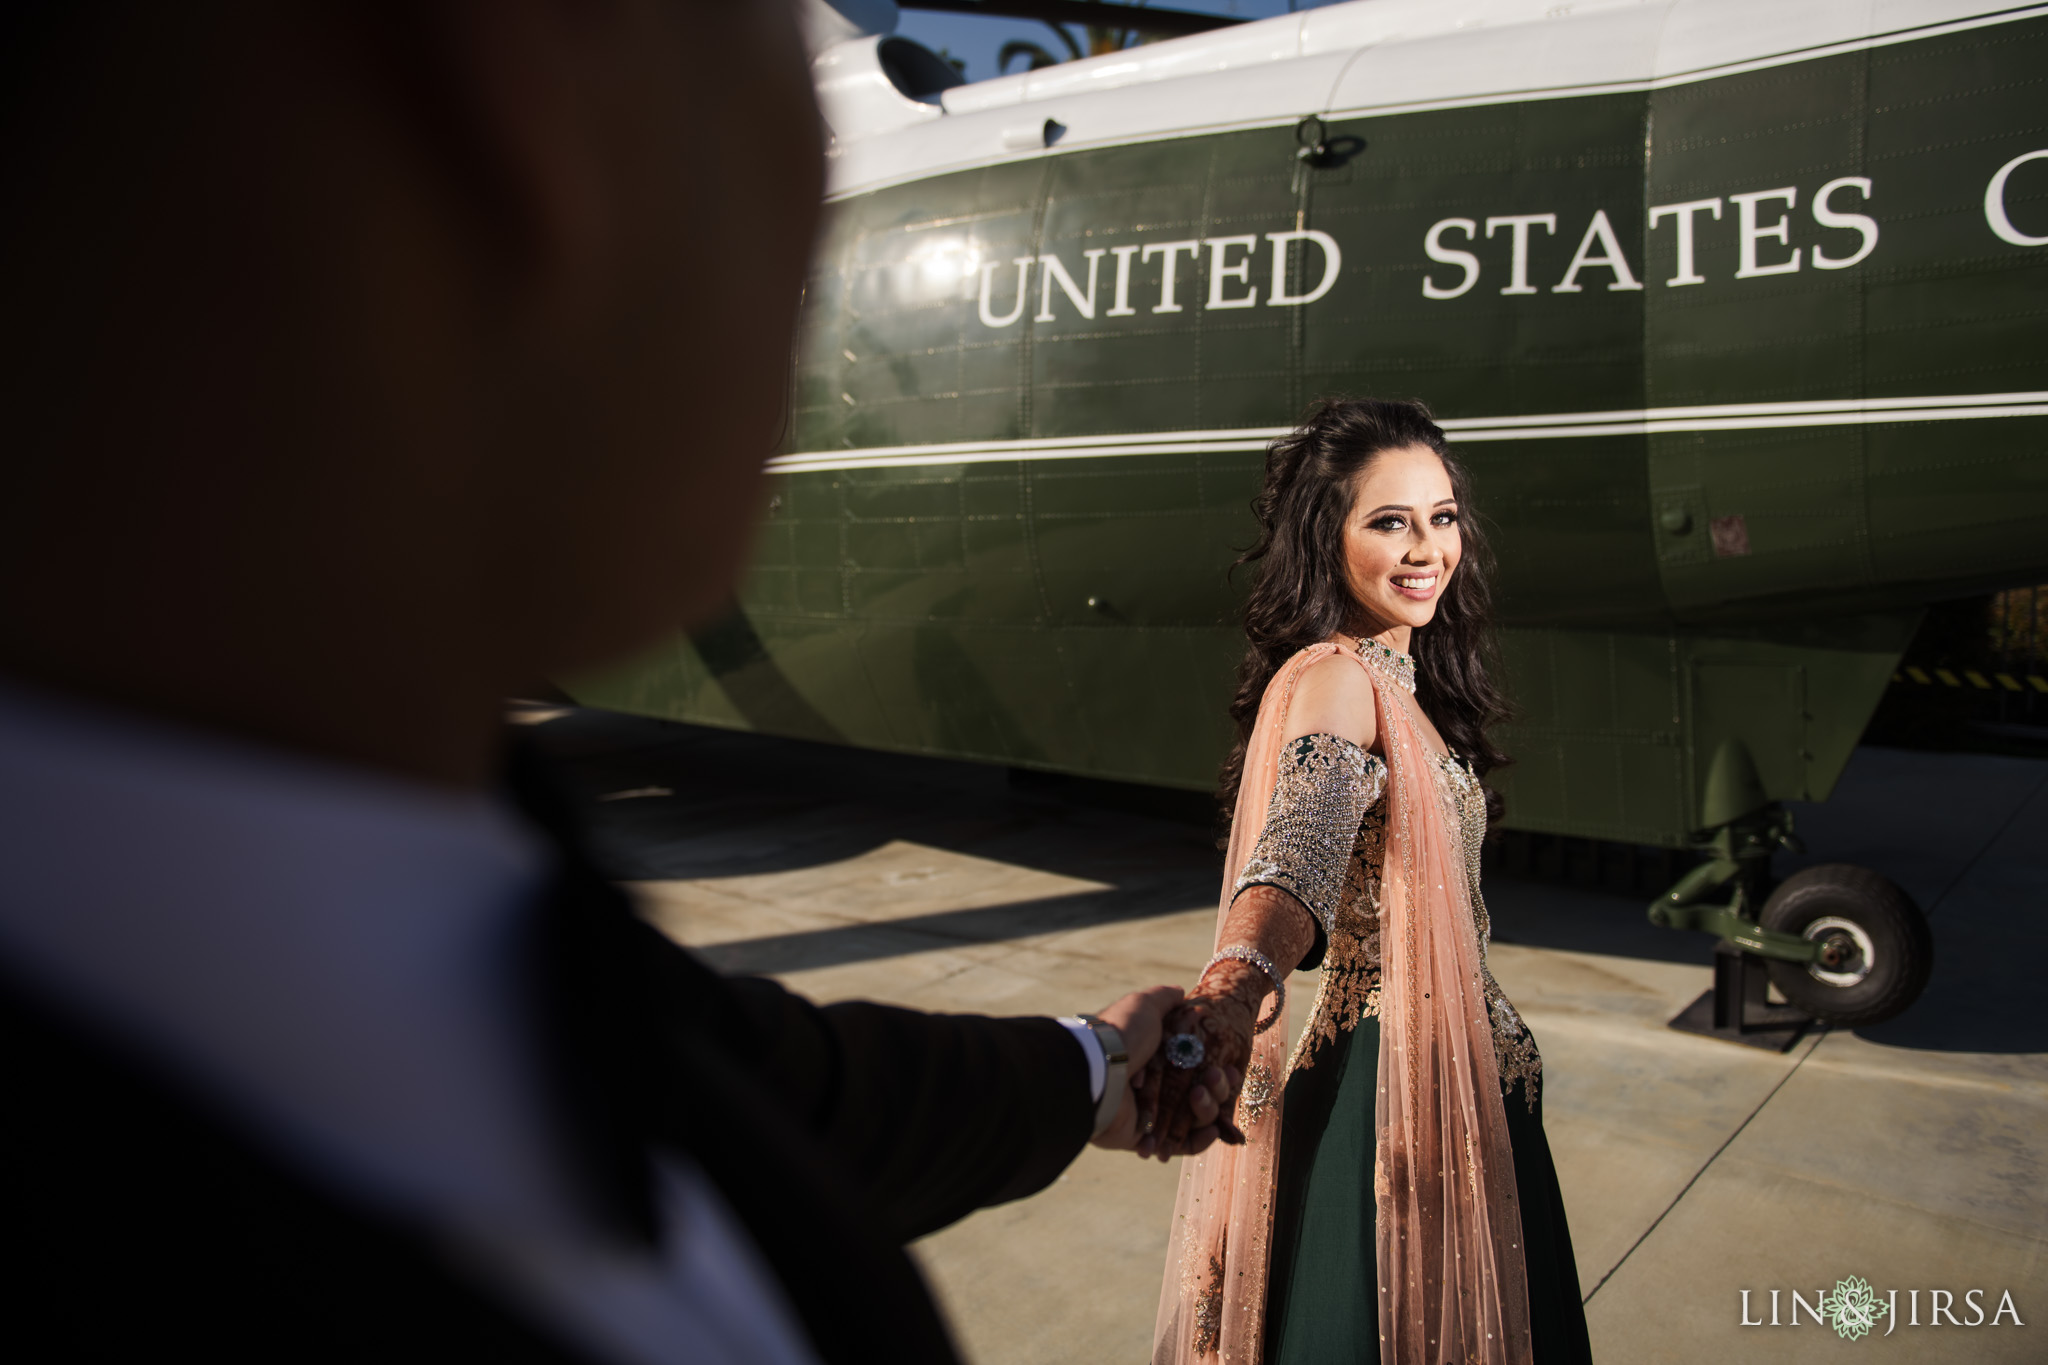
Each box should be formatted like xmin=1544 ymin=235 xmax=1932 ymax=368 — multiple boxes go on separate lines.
xmin=619 ymin=918 xmax=1092 ymax=1243
xmin=716 ymin=972 xmax=1095 ymax=1242
xmin=504 ymin=740 xmax=1096 ymax=1247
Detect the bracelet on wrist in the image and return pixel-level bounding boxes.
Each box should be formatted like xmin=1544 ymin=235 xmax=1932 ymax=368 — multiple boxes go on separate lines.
xmin=1207 ymin=945 xmax=1284 ymax=1034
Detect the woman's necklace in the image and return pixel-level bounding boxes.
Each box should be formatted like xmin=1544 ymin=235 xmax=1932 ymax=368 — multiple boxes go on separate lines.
xmin=1348 ymin=634 xmax=1417 ymax=694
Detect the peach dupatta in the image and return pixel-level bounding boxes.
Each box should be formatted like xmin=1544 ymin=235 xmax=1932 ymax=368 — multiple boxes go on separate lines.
xmin=1152 ymin=643 xmax=1532 ymax=1365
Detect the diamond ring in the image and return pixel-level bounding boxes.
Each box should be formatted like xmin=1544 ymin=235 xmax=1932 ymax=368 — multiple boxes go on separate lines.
xmin=1163 ymin=1032 xmax=1206 ymax=1070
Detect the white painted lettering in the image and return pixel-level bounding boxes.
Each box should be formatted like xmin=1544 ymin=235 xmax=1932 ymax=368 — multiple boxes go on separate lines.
xmin=1931 ymin=1290 xmax=1960 ymax=1326
xmin=1886 ymin=1291 xmax=1897 ymax=1336
xmin=1993 ymin=1291 xmax=2024 ymax=1326
xmin=1771 ymin=1289 xmax=1781 ymax=1325
xmin=1105 ymin=244 xmax=1140 ymax=316
xmin=1965 ymin=1289 xmax=1987 ymax=1326
xmin=1740 ymin=1291 xmax=1763 ymax=1326
xmin=1204 ymin=236 xmax=1260 ymax=309
xmin=1985 ymin=149 xmax=2048 ymax=246
xmin=1648 ymin=197 xmax=1722 ymax=285
xmin=1422 ymin=218 xmax=1480 ymax=299
xmin=1811 ymin=176 xmax=1878 ymax=268
xmin=1144 ymin=240 xmax=1202 ymax=313
xmin=1036 ymin=248 xmax=1107 ymax=321
xmin=1910 ymin=1290 xmax=1921 ymax=1325
xmin=978 ymin=257 xmax=1033 ymax=327
xmin=1267 ymin=229 xmax=1342 ymax=305
xmin=1552 ymin=209 xmax=1644 ymax=292
xmin=1791 ymin=1290 xmax=1826 ymax=1326
xmin=1730 ymin=188 xmax=1801 ymax=277
xmin=1484 ymin=214 xmax=1557 ymax=294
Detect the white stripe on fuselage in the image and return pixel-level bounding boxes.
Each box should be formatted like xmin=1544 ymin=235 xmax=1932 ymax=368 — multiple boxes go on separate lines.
xmin=765 ymin=392 xmax=2048 ymax=473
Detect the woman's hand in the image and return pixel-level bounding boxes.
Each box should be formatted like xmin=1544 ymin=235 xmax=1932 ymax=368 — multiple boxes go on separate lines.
xmin=1133 ymin=962 xmax=1267 ymax=1160
xmin=1088 ymin=985 xmax=1242 ymax=1156
xmin=1094 ymin=1057 xmax=1242 ymax=1155
xmin=1128 ymin=888 xmax=1308 ymax=1160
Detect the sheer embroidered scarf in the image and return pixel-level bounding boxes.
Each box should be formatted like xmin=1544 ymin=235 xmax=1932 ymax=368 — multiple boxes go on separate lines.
xmin=1151 ymin=642 xmax=1533 ymax=1365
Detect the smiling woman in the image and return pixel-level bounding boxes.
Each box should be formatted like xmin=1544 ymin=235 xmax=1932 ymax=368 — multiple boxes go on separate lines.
xmin=1343 ymin=445 xmax=1464 ymax=651
xmin=1221 ymin=399 xmax=1511 ymax=821
xmin=1141 ymin=399 xmax=1592 ymax=1365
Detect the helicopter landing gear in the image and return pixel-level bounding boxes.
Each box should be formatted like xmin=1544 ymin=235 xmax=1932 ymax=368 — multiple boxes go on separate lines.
xmin=1757 ymin=864 xmax=1933 ymax=1028
xmin=1647 ymin=807 xmax=1932 ymax=1046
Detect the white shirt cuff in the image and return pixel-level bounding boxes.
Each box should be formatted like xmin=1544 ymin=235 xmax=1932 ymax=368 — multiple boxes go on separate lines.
xmin=1055 ymin=1016 xmax=1106 ymax=1103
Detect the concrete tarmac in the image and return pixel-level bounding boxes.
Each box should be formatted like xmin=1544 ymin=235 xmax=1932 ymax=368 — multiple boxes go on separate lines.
xmin=525 ymin=707 xmax=2048 ymax=1363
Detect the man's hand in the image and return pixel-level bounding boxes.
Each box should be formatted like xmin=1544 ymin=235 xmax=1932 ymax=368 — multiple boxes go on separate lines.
xmin=1130 ymin=952 xmax=1278 ymax=1160
xmin=1087 ymin=986 xmax=1242 ymax=1158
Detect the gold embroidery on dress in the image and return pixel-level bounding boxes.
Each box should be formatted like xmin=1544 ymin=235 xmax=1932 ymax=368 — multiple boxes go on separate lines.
xmin=1288 ymin=788 xmax=1388 ymax=1075
xmin=1281 ymin=732 xmax=1543 ymax=1110
xmin=1192 ymin=1250 xmax=1225 ymax=1356
xmin=1234 ymin=734 xmax=1384 ymax=939
xmin=1238 ymin=1060 xmax=1277 ymax=1130
xmin=1433 ymin=749 xmax=1545 ymax=1112
xmin=1287 ymin=896 xmax=1382 ymax=1074
xmin=1487 ymin=994 xmax=1544 ymax=1113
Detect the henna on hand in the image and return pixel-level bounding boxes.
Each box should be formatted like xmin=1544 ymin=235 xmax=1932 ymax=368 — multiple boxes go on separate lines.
xmin=1135 ymin=887 xmax=1310 ymax=1159
xmin=1141 ymin=988 xmax=1255 ymax=1159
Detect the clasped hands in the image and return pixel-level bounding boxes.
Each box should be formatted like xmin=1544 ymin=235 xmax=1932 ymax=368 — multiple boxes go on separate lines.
xmin=1086 ymin=963 xmax=1265 ymax=1161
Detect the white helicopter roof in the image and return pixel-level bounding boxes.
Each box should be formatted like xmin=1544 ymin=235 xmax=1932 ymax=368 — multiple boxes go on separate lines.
xmin=809 ymin=0 xmax=2040 ymax=200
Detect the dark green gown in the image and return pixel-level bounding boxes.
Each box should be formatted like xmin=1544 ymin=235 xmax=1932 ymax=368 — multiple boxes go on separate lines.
xmin=1261 ymin=1015 xmax=1593 ymax=1363
xmin=1237 ymin=736 xmax=1593 ymax=1364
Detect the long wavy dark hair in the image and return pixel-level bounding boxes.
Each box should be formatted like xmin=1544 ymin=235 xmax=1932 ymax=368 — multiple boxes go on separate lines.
xmin=1218 ymin=397 xmax=1512 ymax=830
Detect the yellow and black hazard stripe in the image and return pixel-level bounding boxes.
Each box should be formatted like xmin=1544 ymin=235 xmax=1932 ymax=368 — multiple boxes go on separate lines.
xmin=1893 ymin=665 xmax=2048 ymax=692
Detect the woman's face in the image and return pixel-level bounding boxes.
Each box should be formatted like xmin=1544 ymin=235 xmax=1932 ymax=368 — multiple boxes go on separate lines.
xmin=1341 ymin=444 xmax=1462 ymax=636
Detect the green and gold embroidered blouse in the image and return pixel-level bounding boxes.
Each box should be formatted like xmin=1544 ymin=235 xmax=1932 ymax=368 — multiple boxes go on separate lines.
xmin=1231 ymin=731 xmax=1543 ymax=1108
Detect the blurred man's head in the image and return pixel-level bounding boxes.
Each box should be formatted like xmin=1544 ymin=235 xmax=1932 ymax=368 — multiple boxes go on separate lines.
xmin=0 ymin=1 xmax=821 ymax=782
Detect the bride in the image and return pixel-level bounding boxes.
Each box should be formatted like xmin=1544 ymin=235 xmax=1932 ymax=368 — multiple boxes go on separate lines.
xmin=1137 ymin=399 xmax=1593 ymax=1364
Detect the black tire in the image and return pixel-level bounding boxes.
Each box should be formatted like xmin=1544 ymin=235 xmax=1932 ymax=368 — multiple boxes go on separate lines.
xmin=1759 ymin=864 xmax=1932 ymax=1027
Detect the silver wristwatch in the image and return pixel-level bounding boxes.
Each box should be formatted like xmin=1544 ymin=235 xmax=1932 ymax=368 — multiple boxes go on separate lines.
xmin=1077 ymin=1014 xmax=1130 ymax=1137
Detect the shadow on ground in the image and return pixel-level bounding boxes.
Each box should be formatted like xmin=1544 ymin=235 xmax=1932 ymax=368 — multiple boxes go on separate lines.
xmin=528 ymin=710 xmax=2048 ymax=1055
xmin=522 ymin=707 xmax=1225 ymax=960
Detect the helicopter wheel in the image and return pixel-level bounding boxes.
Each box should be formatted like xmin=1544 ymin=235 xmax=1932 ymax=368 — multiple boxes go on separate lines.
xmin=1758 ymin=864 xmax=1932 ymax=1028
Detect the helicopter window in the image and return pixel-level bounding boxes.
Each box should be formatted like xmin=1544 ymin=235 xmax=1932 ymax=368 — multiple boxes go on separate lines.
xmin=878 ymin=36 xmax=966 ymax=103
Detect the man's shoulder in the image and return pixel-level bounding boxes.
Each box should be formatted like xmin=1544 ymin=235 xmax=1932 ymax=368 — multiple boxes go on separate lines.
xmin=0 ymin=972 xmax=596 ymax=1363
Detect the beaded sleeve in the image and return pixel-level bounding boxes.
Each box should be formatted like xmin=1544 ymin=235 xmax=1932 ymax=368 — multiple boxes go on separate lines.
xmin=1231 ymin=733 xmax=1388 ymax=940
